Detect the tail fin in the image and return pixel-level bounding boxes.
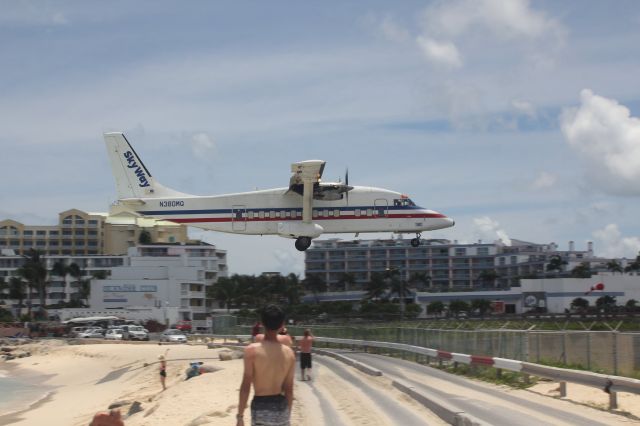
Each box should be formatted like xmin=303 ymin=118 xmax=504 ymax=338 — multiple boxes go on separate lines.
xmin=104 ymin=132 xmax=187 ymax=199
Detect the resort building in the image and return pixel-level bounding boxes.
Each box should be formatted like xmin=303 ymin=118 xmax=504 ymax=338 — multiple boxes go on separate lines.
xmin=0 ymin=206 xmax=188 ymax=257
xmin=0 ymin=243 xmax=227 ymax=330
xmin=305 ymin=237 xmax=607 ymax=291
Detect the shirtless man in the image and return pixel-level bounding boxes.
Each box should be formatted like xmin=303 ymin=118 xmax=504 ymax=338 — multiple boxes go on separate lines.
xmin=237 ymin=305 xmax=295 ymax=426
xmin=298 ymin=329 xmax=314 ymax=381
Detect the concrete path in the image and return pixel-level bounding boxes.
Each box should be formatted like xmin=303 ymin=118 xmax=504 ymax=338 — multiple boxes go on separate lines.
xmin=339 ymin=350 xmax=636 ymax=426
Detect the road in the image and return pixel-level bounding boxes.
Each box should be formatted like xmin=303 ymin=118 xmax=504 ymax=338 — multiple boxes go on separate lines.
xmin=307 ymin=350 xmax=637 ymax=426
xmin=291 ymin=353 xmax=447 ymax=425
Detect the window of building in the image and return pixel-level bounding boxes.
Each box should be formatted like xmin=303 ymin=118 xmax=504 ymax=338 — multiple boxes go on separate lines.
xmin=36 ymin=230 xmax=46 ymax=236
xmin=269 ymin=211 xmax=276 ymax=219
xmin=36 ymin=240 xmax=46 ymax=246
xmin=88 ymin=220 xmax=98 ymax=225
xmin=24 ymin=241 xmax=33 ymax=246
xmin=322 ymin=209 xmax=328 ymax=217
xmin=477 ymin=247 xmax=489 ymax=256
xmin=50 ymin=241 xmax=59 ymax=246
xmin=23 ymin=230 xmax=33 ymax=236
xmin=247 ymin=211 xmax=254 ymax=219
xmin=312 ymin=210 xmax=318 ymax=218
xmin=334 ymin=209 xmax=340 ymax=218
xmin=366 ymin=209 xmax=373 ymax=217
xmin=455 ymin=248 xmax=466 ymax=256
xmin=62 ymin=216 xmax=73 ymax=225
xmin=355 ymin=209 xmax=361 ymax=217
xmin=328 ymin=210 xmax=334 ymax=217
xmin=50 ymin=230 xmax=59 ymax=236
xmin=75 ymin=229 xmax=85 ymax=236
xmin=258 ymin=211 xmax=265 ymax=219
xmin=499 ymin=257 xmax=506 ymax=265
xmin=510 ymin=256 xmax=517 ymax=264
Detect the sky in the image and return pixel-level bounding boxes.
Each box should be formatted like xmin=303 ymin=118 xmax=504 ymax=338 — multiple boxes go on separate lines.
xmin=2 ymin=0 xmax=640 ymax=276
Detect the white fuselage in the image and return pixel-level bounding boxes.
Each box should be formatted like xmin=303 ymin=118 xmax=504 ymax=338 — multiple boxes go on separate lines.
xmin=131 ymin=185 xmax=454 ymax=237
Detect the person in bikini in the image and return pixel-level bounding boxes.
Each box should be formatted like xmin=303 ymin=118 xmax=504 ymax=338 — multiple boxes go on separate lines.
xmin=159 ymin=349 xmax=169 ymax=391
xmin=237 ymin=305 xmax=295 ymax=426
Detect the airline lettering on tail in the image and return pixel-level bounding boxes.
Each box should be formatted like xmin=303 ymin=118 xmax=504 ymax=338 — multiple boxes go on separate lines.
xmin=123 ymin=151 xmax=150 ymax=187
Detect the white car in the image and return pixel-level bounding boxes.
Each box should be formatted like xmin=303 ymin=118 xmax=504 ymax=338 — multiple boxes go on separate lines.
xmin=105 ymin=329 xmax=124 ymax=340
xmin=160 ymin=329 xmax=187 ymax=343
xmin=125 ymin=325 xmax=149 ymax=341
xmin=78 ymin=328 xmax=105 ymax=338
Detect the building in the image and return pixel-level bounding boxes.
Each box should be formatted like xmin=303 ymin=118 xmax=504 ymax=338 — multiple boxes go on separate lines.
xmin=0 ymin=207 xmax=188 ymax=257
xmin=305 ymin=237 xmax=609 ymax=291
xmin=90 ymin=244 xmax=227 ymax=331
xmin=0 ymin=243 xmax=227 ymax=330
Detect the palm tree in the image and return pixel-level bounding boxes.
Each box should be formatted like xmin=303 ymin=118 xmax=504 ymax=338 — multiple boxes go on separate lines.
xmin=448 ymin=300 xmax=470 ymax=318
xmin=67 ymin=263 xmax=84 ymax=303
xmin=365 ymin=272 xmax=388 ymax=301
xmin=79 ymin=279 xmax=91 ymax=306
xmin=337 ymin=272 xmax=356 ymax=292
xmin=595 ymin=295 xmax=617 ymax=314
xmin=570 ymin=297 xmax=589 ymax=313
xmin=408 ymin=272 xmax=431 ymax=291
xmin=303 ymin=273 xmax=327 ymax=303
xmin=477 ymin=270 xmax=498 ymax=289
xmin=470 ymin=299 xmax=492 ymax=317
xmin=283 ymin=273 xmax=304 ymax=305
xmin=427 ymin=300 xmax=445 ymax=316
xmin=17 ymin=249 xmax=47 ymax=319
xmin=8 ymin=276 xmax=26 ymax=318
xmin=570 ymin=262 xmax=592 ymax=278
xmin=606 ymin=260 xmax=623 ymax=275
xmin=546 ymin=255 xmax=568 ymax=276
xmin=624 ymin=252 xmax=640 ymax=274
xmin=208 ymin=276 xmax=238 ymax=311
xmin=0 ymin=277 xmax=7 ymax=300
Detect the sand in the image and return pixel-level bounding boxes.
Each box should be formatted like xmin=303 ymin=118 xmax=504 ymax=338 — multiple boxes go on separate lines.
xmin=0 ymin=340 xmax=446 ymax=426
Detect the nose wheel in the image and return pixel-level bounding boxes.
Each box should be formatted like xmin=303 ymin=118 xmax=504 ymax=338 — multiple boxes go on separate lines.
xmin=410 ymin=233 xmax=422 ymax=247
xmin=295 ymin=236 xmax=312 ymax=251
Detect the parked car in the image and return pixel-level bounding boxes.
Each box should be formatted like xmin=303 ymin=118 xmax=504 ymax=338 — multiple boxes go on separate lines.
xmin=78 ymin=328 xmax=105 ymax=339
xmin=70 ymin=326 xmax=89 ymax=337
xmin=160 ymin=329 xmax=188 ymax=343
xmin=174 ymin=321 xmax=192 ymax=333
xmin=124 ymin=325 xmax=149 ymax=341
xmin=105 ymin=329 xmax=124 ymax=340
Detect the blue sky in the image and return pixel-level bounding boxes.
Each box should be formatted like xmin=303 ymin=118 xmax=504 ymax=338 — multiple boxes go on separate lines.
xmin=2 ymin=1 xmax=640 ymax=275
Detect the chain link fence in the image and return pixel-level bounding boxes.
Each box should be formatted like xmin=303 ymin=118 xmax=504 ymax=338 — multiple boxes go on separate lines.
xmin=211 ymin=316 xmax=640 ymax=377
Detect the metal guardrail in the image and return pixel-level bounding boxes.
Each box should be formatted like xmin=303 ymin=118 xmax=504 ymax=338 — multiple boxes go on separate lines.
xmin=195 ymin=333 xmax=640 ymax=410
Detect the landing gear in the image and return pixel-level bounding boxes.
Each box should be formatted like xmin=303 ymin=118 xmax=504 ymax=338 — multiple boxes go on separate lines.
xmin=410 ymin=233 xmax=422 ymax=247
xmin=295 ymin=236 xmax=312 ymax=251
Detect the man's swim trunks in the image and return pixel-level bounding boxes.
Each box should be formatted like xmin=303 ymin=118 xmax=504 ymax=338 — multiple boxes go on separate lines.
xmin=300 ymin=352 xmax=312 ymax=369
xmin=251 ymin=394 xmax=289 ymax=426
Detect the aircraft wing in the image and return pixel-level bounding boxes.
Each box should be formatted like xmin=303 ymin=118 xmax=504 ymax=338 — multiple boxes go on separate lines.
xmin=288 ymin=160 xmax=325 ymax=194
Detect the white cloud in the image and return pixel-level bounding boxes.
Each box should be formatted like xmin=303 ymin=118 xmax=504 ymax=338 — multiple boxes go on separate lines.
xmin=592 ymin=224 xmax=640 ymax=258
xmin=421 ymin=0 xmax=563 ymax=41
xmin=561 ymin=89 xmax=640 ymax=195
xmin=473 ymin=216 xmax=511 ymax=245
xmin=530 ymin=171 xmax=556 ymax=190
xmin=190 ymin=132 xmax=217 ymax=161
xmin=416 ymin=36 xmax=462 ymax=68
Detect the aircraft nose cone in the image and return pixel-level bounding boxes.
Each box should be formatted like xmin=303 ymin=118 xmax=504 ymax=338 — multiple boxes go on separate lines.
xmin=443 ymin=217 xmax=455 ymax=228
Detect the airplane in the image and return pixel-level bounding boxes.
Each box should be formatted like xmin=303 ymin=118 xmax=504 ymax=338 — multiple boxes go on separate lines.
xmin=104 ymin=132 xmax=454 ymax=251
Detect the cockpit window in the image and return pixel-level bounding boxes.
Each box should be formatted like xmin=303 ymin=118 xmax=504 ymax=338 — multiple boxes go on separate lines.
xmin=393 ymin=198 xmax=416 ymax=207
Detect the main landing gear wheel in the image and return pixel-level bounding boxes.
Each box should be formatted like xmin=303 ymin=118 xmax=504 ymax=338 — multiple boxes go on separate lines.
xmin=295 ymin=236 xmax=312 ymax=251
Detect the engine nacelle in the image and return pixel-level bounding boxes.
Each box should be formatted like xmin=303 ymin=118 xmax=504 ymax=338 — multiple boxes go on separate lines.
xmin=277 ymin=222 xmax=324 ymax=239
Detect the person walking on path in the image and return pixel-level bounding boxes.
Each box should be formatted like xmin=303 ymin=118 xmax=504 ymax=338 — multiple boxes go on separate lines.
xmin=298 ymin=329 xmax=314 ymax=381
xmin=237 ymin=305 xmax=295 ymax=426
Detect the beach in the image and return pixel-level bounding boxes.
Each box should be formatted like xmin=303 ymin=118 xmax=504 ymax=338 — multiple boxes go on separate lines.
xmin=0 ymin=340 xmax=446 ymax=426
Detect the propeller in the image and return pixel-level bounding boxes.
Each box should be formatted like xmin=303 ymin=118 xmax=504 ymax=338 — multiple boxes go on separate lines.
xmin=345 ymin=168 xmax=349 ymax=205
